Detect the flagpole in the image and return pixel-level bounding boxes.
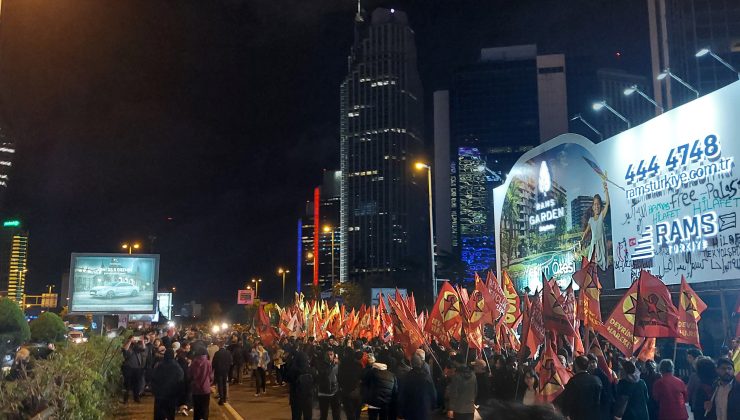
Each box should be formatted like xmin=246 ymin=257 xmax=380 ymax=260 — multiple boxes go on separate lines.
xmin=630 ymin=274 xmax=641 ymax=356
xmin=672 ymin=339 xmax=677 ymax=362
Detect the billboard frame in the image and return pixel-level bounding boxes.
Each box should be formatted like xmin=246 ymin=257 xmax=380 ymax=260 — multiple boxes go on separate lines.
xmin=68 ymin=253 xmax=160 ymax=314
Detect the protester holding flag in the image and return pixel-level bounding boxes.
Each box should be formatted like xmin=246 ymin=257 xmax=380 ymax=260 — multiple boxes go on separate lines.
xmin=446 ymin=355 xmax=477 ymax=420
xmin=398 ymin=354 xmax=437 ymax=420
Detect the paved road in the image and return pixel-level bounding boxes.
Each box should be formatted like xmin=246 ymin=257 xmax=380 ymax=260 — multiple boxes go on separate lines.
xmin=226 ymin=380 xmax=295 ymax=420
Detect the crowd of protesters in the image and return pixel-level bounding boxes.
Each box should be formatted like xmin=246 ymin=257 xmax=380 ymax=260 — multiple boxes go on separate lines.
xmin=119 ymin=325 xmax=740 ymax=420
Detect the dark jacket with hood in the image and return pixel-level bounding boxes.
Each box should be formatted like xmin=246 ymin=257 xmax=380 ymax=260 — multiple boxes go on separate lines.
xmin=363 ymin=362 xmax=398 ymax=407
xmin=212 ymin=347 xmax=233 ymax=376
xmin=399 ymin=366 xmax=437 ymax=420
xmin=447 ymin=365 xmax=477 ymax=414
xmin=152 ymin=352 xmax=184 ymax=400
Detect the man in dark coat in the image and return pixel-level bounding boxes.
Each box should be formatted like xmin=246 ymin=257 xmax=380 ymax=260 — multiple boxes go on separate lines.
xmin=211 ymin=342 xmax=233 ymax=405
xmin=554 ymin=355 xmax=603 ymax=420
xmin=362 ymin=355 xmax=398 ymax=420
xmin=399 ymin=355 xmax=437 ymax=420
xmin=152 ymin=349 xmax=184 ymax=420
xmin=121 ymin=336 xmax=146 ymax=403
xmin=339 ymin=350 xmax=364 ymax=420
xmin=286 ymin=351 xmax=315 ymax=420
xmin=228 ymin=339 xmax=245 ymax=384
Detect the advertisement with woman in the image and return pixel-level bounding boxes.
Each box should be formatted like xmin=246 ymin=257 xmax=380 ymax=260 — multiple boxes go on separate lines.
xmin=495 ymin=139 xmax=615 ymax=293
xmin=495 ymin=80 xmax=740 ymax=291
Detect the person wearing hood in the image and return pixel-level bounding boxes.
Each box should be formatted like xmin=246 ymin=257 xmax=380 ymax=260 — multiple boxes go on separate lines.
xmin=446 ymin=356 xmax=477 ymax=420
xmin=189 ymin=346 xmax=214 ymax=420
xmin=339 ymin=349 xmax=364 ymax=420
xmin=152 ymin=349 xmax=184 ymax=420
xmin=399 ymin=354 xmax=437 ymax=420
xmin=286 ymin=351 xmax=315 ymax=420
xmin=212 ymin=341 xmax=233 ymax=405
xmin=554 ymin=355 xmax=602 ymax=420
xmin=614 ymin=359 xmax=650 ymax=420
xmin=362 ymin=354 xmax=398 ymax=420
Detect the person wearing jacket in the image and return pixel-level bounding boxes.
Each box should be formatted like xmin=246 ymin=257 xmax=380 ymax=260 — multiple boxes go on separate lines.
xmin=212 ymin=342 xmax=233 ymax=405
xmin=189 ymin=348 xmax=213 ymax=420
xmin=614 ymin=360 xmax=650 ymax=420
xmin=317 ymin=349 xmax=341 ymax=420
xmin=228 ymin=339 xmax=245 ymax=384
xmin=152 ymin=349 xmax=184 ymax=420
xmin=691 ymin=357 xmax=717 ymax=420
xmin=273 ymin=344 xmax=286 ymax=386
xmin=286 ymin=351 xmax=315 ymax=420
xmin=705 ymin=357 xmax=740 ymax=420
xmin=339 ymin=349 xmax=364 ymax=420
xmin=555 ymin=355 xmax=602 ymax=420
xmin=446 ymin=358 xmax=478 ymax=420
xmin=652 ymin=359 xmax=688 ymax=420
xmin=399 ymin=354 xmax=437 ymax=420
xmin=176 ymin=342 xmax=193 ymax=416
xmin=122 ymin=336 xmax=146 ymax=403
xmin=251 ymin=343 xmax=271 ymax=396
xmin=362 ymin=355 xmax=398 ymax=420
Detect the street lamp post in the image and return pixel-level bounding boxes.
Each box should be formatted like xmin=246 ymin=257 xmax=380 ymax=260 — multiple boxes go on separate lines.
xmin=623 ymin=85 xmax=664 ymax=113
xmin=278 ymin=268 xmax=290 ymax=306
xmin=414 ymin=162 xmax=437 ymax=299
xmin=592 ymin=101 xmax=631 ymax=129
xmin=322 ymin=226 xmax=335 ymax=288
xmin=251 ymin=278 xmax=262 ymax=299
xmin=121 ymin=242 xmax=141 ymax=255
xmin=570 ymin=114 xmax=603 ymax=141
xmin=696 ymin=48 xmax=740 ymax=80
xmin=657 ymin=69 xmax=699 ymax=98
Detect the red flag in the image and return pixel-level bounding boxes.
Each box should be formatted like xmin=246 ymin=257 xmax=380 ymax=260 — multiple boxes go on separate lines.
xmin=637 ymin=337 xmax=656 ymax=361
xmin=676 ymin=276 xmax=707 ymax=348
xmin=573 ymin=255 xmax=603 ymax=327
xmin=425 ymin=282 xmax=462 ymax=342
xmin=543 ymin=274 xmax=576 ymax=336
xmin=597 ymin=279 xmax=640 ymax=357
xmin=536 ymin=335 xmax=572 ymax=402
xmin=634 ymin=270 xmax=679 ymax=338
xmin=387 ymin=295 xmax=425 ymax=359
xmin=256 ymin=304 xmax=278 ymax=347
xmin=502 ymin=271 xmax=522 ymax=328
xmin=486 ymin=271 xmax=508 ymax=323
xmin=473 ymin=275 xmax=497 ymax=326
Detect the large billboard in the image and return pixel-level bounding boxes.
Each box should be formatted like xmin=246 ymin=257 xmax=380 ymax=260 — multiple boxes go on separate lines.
xmin=495 ymin=81 xmax=740 ymax=290
xmin=68 ymin=254 xmax=159 ymax=314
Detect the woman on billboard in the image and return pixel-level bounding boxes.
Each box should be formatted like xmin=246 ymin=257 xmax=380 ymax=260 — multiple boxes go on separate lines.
xmin=581 ymin=173 xmax=610 ymax=271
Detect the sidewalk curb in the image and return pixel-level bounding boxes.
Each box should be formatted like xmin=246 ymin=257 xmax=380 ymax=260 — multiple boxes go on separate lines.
xmin=221 ymin=402 xmax=244 ymax=420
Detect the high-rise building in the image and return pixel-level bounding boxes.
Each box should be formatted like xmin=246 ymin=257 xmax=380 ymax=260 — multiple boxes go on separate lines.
xmin=0 ymin=129 xmax=15 ymax=209
xmin=596 ymin=69 xmax=655 ymax=138
xmin=0 ymin=219 xmax=28 ymax=305
xmin=437 ymin=44 xmax=568 ymax=281
xmin=570 ymin=196 xmax=594 ymax=232
xmin=340 ymin=8 xmax=426 ymax=287
xmin=298 ymin=171 xmax=342 ymax=292
xmin=648 ymin=0 xmax=740 ymax=109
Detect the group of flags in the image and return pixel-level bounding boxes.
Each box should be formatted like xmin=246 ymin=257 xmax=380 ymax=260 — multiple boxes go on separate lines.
xmin=251 ymin=252 xmax=711 ymax=403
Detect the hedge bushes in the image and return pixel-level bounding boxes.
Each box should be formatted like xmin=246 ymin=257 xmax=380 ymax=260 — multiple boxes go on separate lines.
xmin=30 ymin=312 xmax=67 ymax=343
xmin=0 ymin=335 xmax=124 ymax=419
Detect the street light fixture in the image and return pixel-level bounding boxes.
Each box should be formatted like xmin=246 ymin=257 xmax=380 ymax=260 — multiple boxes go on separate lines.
xmin=570 ymin=114 xmax=603 ymax=141
xmin=277 ymin=268 xmax=290 ymax=306
xmin=623 ymin=84 xmax=664 ymax=113
xmin=413 ymin=162 xmax=437 ymax=299
xmin=592 ymin=101 xmax=631 ymax=129
xmin=121 ymin=242 xmax=141 ymax=255
xmin=322 ymin=225 xmax=336 ymax=288
xmin=251 ymin=278 xmax=262 ymax=299
xmin=657 ymin=68 xmax=700 ymax=98
xmin=695 ymin=48 xmax=740 ymax=80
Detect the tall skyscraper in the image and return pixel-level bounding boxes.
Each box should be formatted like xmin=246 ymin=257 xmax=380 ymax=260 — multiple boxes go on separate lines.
xmin=340 ymin=8 xmax=426 ymax=287
xmin=436 ymin=44 xmax=568 ymax=281
xmin=648 ymin=0 xmax=740 ymax=109
xmin=0 ymin=219 xmax=28 ymax=305
xmin=0 ymin=128 xmax=15 ymax=210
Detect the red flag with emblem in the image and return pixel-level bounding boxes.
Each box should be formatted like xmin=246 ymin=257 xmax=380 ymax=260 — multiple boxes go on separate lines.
xmin=543 ymin=274 xmax=576 ymax=336
xmin=425 ymin=282 xmax=462 ymax=342
xmin=473 ymin=274 xmax=497 ymax=326
xmin=536 ymin=334 xmax=572 ymax=402
xmin=573 ymin=254 xmax=602 ymax=327
xmin=596 ymin=279 xmax=641 ymax=357
xmin=502 ymin=271 xmax=521 ymax=328
xmin=676 ymin=276 xmax=707 ymax=348
xmin=637 ymin=337 xmax=657 ymax=361
xmin=634 ymin=270 xmax=679 ymax=338
xmin=486 ymin=271 xmax=507 ymax=324
xmin=256 ymin=304 xmax=278 ymax=346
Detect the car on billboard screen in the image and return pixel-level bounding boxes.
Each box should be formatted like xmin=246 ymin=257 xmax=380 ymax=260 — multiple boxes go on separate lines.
xmin=89 ymin=282 xmax=139 ymax=299
xmin=68 ymin=253 xmax=159 ymax=314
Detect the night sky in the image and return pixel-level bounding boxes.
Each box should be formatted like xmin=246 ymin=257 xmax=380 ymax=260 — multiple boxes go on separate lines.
xmin=0 ymin=0 xmax=649 ymax=309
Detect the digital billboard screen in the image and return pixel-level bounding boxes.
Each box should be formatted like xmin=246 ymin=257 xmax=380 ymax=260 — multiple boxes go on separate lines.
xmin=68 ymin=253 xmax=159 ymax=314
xmin=495 ymin=81 xmax=740 ymax=290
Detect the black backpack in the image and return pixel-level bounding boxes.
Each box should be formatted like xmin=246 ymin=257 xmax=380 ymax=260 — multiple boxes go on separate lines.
xmin=296 ymin=372 xmax=314 ymax=400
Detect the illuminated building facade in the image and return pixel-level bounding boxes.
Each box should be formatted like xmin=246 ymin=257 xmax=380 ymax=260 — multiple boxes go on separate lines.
xmin=0 ymin=220 xmax=28 ymax=305
xmin=340 ymin=8 xmax=426 ymax=286
xmin=440 ymin=44 xmax=567 ymax=281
